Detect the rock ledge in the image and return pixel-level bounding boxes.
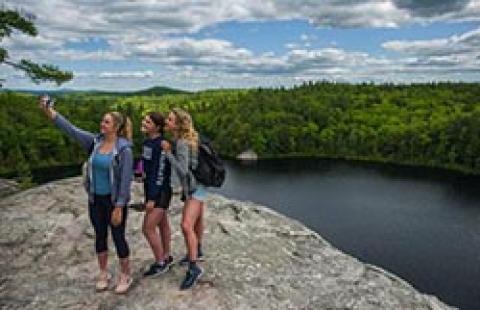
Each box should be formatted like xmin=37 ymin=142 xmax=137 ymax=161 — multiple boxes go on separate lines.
xmin=0 ymin=177 xmax=453 ymax=309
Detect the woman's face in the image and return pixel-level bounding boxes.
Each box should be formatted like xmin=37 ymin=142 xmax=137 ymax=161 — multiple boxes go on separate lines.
xmin=100 ymin=114 xmax=116 ymax=135
xmin=141 ymin=115 xmax=158 ymax=134
xmin=165 ymin=112 xmax=177 ymax=133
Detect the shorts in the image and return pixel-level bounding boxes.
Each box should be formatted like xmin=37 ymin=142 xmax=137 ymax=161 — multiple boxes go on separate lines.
xmin=192 ymin=185 xmax=207 ymax=202
xmin=154 ymin=188 xmax=172 ymax=209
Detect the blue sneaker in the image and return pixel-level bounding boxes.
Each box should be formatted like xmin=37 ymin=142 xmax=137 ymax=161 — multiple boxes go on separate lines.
xmin=143 ymin=258 xmax=171 ymax=277
xmin=180 ymin=264 xmax=203 ymax=290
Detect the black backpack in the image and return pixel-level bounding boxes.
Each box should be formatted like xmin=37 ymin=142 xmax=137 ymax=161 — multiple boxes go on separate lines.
xmin=191 ymin=136 xmax=225 ymax=187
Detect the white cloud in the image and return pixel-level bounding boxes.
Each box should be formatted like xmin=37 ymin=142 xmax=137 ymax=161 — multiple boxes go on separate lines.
xmin=383 ymin=27 xmax=480 ymax=56
xmin=382 ymin=26 xmax=480 ymax=76
xmin=98 ymin=71 xmax=154 ymax=79
xmin=5 ymin=0 xmax=479 ymax=41
xmin=285 ymin=43 xmax=300 ymax=49
xmin=54 ymin=50 xmax=125 ymax=61
xmin=127 ymin=38 xmax=253 ymax=65
xmin=2 ymin=0 xmax=480 ymax=90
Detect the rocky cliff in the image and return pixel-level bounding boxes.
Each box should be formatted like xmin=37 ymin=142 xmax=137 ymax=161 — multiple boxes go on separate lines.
xmin=0 ymin=177 xmax=453 ymax=309
xmin=0 ymin=179 xmax=19 ymax=198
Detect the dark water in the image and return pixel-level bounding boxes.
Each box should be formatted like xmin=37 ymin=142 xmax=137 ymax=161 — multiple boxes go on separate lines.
xmin=29 ymin=159 xmax=480 ymax=309
xmin=209 ymin=159 xmax=480 ymax=310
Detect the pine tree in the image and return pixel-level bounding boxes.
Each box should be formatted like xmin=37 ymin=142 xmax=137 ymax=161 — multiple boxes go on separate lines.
xmin=0 ymin=9 xmax=73 ymax=86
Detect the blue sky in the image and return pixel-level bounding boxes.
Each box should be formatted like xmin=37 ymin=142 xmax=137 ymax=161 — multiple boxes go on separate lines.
xmin=194 ymin=20 xmax=479 ymax=56
xmin=2 ymin=0 xmax=480 ymax=91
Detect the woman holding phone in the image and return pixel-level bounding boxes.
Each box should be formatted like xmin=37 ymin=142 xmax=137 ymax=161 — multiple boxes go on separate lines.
xmin=39 ymin=97 xmax=134 ymax=294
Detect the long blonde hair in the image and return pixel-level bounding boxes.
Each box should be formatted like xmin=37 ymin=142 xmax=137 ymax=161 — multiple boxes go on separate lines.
xmin=108 ymin=111 xmax=133 ymax=141
xmin=171 ymin=108 xmax=198 ymax=150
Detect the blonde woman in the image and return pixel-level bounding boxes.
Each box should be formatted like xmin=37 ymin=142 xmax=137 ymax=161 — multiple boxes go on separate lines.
xmin=39 ymin=99 xmax=134 ymax=294
xmin=161 ymin=108 xmax=206 ymax=290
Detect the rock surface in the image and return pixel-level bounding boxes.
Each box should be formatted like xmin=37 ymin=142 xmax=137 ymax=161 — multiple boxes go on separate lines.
xmin=0 ymin=179 xmax=19 ymax=198
xmin=0 ymin=177 xmax=454 ymax=309
xmin=236 ymin=150 xmax=258 ymax=161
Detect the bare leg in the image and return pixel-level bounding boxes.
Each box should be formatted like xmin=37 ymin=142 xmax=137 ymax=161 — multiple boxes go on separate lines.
xmin=159 ymin=212 xmax=171 ymax=259
xmin=194 ymin=202 xmax=205 ymax=248
xmin=181 ymin=199 xmax=202 ymax=262
xmin=142 ymin=209 xmax=166 ymax=262
xmin=120 ymin=257 xmax=130 ymax=275
xmin=97 ymin=251 xmax=108 ymax=271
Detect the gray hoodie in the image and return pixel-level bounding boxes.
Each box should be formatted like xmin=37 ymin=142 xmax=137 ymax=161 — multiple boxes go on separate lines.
xmin=53 ymin=113 xmax=133 ymax=207
xmin=166 ymin=139 xmax=198 ymax=200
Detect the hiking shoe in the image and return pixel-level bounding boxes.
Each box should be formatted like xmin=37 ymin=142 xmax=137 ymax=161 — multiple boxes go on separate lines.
xmin=143 ymin=261 xmax=169 ymax=277
xmin=114 ymin=273 xmax=133 ymax=294
xmin=164 ymin=255 xmax=174 ymax=268
xmin=180 ymin=265 xmax=203 ymax=290
xmin=95 ymin=271 xmax=111 ymax=291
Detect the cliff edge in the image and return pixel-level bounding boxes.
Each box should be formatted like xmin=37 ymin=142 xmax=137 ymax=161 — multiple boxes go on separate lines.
xmin=0 ymin=177 xmax=453 ymax=309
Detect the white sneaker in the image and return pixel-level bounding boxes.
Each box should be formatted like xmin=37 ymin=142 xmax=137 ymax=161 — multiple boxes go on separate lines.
xmin=114 ymin=273 xmax=133 ymax=294
xmin=95 ymin=271 xmax=111 ymax=291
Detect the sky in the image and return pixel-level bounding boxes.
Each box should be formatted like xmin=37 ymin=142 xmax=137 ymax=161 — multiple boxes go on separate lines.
xmin=1 ymin=0 xmax=479 ymax=91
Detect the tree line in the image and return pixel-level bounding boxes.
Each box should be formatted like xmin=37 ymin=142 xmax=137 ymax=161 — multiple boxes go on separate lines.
xmin=1 ymin=81 xmax=480 ymax=186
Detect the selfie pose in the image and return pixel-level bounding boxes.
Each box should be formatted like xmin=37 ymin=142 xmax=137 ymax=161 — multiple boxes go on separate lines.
xmin=140 ymin=112 xmax=174 ymax=277
xmin=39 ymin=98 xmax=134 ymax=294
xmin=162 ymin=108 xmax=206 ymax=290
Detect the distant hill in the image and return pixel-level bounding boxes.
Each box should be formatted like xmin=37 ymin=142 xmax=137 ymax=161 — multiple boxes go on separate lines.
xmin=127 ymin=86 xmax=188 ymax=96
xmin=2 ymin=86 xmax=189 ymax=97
xmin=90 ymin=86 xmax=189 ymax=96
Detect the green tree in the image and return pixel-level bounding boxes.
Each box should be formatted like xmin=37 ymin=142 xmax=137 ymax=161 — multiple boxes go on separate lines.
xmin=0 ymin=9 xmax=73 ymax=86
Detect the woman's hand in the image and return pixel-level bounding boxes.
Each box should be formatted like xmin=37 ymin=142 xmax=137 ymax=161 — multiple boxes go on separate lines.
xmin=111 ymin=207 xmax=123 ymax=226
xmin=161 ymin=140 xmax=172 ymax=153
xmin=145 ymin=200 xmax=155 ymax=212
xmin=38 ymin=97 xmax=57 ymax=120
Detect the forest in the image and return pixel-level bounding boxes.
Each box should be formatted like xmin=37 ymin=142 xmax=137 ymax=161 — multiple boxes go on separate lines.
xmin=1 ymin=81 xmax=480 ymax=186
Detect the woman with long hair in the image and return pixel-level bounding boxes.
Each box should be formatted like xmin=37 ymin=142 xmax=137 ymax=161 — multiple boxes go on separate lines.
xmin=140 ymin=112 xmax=173 ymax=277
xmin=161 ymin=108 xmax=206 ymax=290
xmin=39 ymin=99 xmax=134 ymax=294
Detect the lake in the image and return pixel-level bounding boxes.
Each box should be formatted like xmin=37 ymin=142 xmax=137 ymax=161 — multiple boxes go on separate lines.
xmin=210 ymin=159 xmax=480 ymax=310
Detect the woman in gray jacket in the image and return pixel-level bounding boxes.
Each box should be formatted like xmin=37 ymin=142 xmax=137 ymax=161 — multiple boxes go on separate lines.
xmin=39 ymin=98 xmax=134 ymax=294
xmin=162 ymin=108 xmax=206 ymax=290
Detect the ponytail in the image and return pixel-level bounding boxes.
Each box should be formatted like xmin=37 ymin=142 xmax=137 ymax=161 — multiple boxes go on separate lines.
xmin=108 ymin=111 xmax=133 ymax=141
xmin=119 ymin=116 xmax=132 ymax=141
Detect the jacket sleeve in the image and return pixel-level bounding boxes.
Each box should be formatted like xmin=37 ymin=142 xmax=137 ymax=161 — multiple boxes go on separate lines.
xmin=53 ymin=113 xmax=95 ymax=152
xmin=166 ymin=140 xmax=189 ymax=181
xmin=147 ymin=150 xmax=167 ymax=201
xmin=115 ymin=147 xmax=133 ymax=207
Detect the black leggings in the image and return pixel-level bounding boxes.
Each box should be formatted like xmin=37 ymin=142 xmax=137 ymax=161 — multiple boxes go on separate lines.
xmin=88 ymin=194 xmax=130 ymax=258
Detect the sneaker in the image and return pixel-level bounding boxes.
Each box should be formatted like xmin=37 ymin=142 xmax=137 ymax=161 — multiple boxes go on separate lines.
xmin=114 ymin=273 xmax=133 ymax=294
xmin=164 ymin=255 xmax=174 ymax=268
xmin=180 ymin=265 xmax=203 ymax=290
xmin=95 ymin=271 xmax=111 ymax=291
xmin=143 ymin=261 xmax=169 ymax=277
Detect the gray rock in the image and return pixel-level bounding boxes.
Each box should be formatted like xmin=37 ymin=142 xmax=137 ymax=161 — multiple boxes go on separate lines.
xmin=0 ymin=179 xmax=20 ymax=198
xmin=236 ymin=150 xmax=258 ymax=161
xmin=0 ymin=177 xmax=455 ymax=309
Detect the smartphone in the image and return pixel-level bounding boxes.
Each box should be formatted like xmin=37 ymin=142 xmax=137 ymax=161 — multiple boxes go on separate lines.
xmin=40 ymin=94 xmax=55 ymax=107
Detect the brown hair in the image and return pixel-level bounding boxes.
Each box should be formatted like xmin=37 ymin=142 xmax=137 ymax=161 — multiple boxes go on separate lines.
xmin=107 ymin=111 xmax=132 ymax=141
xmin=146 ymin=111 xmax=165 ymax=135
xmin=171 ymin=108 xmax=198 ymax=150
